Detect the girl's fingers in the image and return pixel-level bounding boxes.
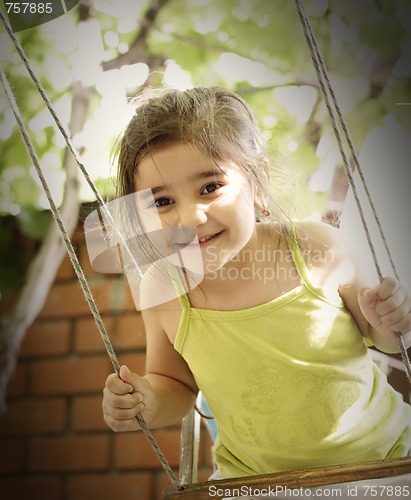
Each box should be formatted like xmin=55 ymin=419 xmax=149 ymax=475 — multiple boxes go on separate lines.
xmin=102 ymin=388 xmax=143 ymax=410
xmin=375 ymin=276 xmax=399 ymax=300
xmin=375 ymin=289 xmax=408 ymax=317
xmin=105 ymin=372 xmax=134 ymax=395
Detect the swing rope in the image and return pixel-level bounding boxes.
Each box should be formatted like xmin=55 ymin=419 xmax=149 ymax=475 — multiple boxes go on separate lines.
xmin=294 ymin=0 xmax=411 ymax=386
xmin=0 ymin=9 xmax=182 ymax=491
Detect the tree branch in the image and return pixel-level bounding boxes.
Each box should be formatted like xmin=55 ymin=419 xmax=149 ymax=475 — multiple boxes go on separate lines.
xmin=101 ymin=0 xmax=171 ymax=71
xmin=240 ymin=80 xmax=320 ymax=95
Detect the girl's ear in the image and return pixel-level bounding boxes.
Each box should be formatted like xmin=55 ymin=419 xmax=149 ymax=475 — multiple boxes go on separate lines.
xmin=254 ymin=158 xmax=271 ymax=210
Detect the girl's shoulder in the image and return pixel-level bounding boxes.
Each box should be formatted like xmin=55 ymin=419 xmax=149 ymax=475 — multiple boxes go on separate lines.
xmin=264 ymin=218 xmax=345 ymax=262
xmin=289 ymin=218 xmax=350 ymax=281
xmin=138 ymin=261 xmax=186 ymax=320
xmin=293 ymin=218 xmax=343 ymax=253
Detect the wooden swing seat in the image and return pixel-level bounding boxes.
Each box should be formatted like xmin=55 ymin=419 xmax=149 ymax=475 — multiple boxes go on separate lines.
xmin=163 ymin=456 xmax=411 ymax=499
xmin=162 ymin=402 xmax=411 ymax=498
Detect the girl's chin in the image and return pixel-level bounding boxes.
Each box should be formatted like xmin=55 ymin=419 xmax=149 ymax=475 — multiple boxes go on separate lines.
xmin=202 ymin=258 xmax=237 ymax=277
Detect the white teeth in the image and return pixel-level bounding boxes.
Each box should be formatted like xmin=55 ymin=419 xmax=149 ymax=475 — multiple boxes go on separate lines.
xmin=199 ymin=233 xmax=216 ymax=243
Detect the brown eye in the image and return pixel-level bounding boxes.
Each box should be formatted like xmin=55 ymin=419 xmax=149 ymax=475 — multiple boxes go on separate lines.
xmin=201 ymin=183 xmax=222 ymax=195
xmin=154 ymin=197 xmax=173 ymax=207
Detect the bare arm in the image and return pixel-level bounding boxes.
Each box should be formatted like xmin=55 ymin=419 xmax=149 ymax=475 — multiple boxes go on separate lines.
xmin=143 ymin=302 xmax=198 ymax=428
xmin=299 ymin=220 xmax=411 ymax=354
xmin=340 ymin=276 xmax=411 ymax=354
xmin=103 ymin=302 xmax=198 ymax=431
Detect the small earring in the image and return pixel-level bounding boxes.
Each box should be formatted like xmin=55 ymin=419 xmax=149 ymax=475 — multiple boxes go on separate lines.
xmin=261 ymin=206 xmax=271 ymax=218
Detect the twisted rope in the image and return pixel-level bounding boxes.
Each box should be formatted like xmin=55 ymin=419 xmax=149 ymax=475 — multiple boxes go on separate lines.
xmin=0 ymin=9 xmax=181 ymax=490
xmin=295 ymin=0 xmax=411 ymax=385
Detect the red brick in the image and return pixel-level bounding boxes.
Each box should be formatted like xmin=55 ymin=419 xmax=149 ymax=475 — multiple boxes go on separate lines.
xmin=158 ymin=467 xmax=214 ymax=500
xmin=70 ymin=225 xmax=85 ymax=245
xmin=74 ymin=313 xmax=146 ymax=354
xmin=111 ymin=313 xmax=146 ymax=349
xmin=156 ymin=470 xmax=182 ymax=500
xmin=38 ymin=278 xmax=135 ymax=319
xmin=78 ymin=239 xmax=98 ymax=275
xmin=0 ymin=439 xmax=25 ymax=473
xmin=6 ymin=364 xmax=28 ymax=397
xmin=56 ymin=253 xmax=75 ymax=280
xmin=114 ymin=429 xmax=182 ymax=470
xmin=101 ymin=352 xmax=146 ymax=378
xmin=119 ymin=353 xmax=146 ymax=374
xmin=29 ymin=435 xmax=110 ymax=472
xmin=0 ymin=398 xmax=66 ymax=436
xmin=31 ymin=356 xmax=111 ymax=395
xmin=68 ymin=472 xmax=153 ymax=500
xmin=105 ymin=276 xmax=137 ymax=312
xmin=155 ymin=447 xmax=213 ymax=499
xmin=20 ymin=320 xmax=71 ymax=358
xmin=73 ymin=317 xmax=107 ymax=353
xmin=38 ymin=281 xmax=104 ymax=319
xmin=72 ymin=395 xmax=107 ymax=432
xmin=0 ymin=477 xmax=62 ymax=500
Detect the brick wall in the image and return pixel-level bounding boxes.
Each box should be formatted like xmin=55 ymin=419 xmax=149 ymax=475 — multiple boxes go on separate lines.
xmin=0 ymin=224 xmax=213 ymax=500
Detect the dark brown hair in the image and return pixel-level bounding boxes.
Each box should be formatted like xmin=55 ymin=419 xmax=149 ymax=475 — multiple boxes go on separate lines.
xmin=116 ymin=86 xmax=270 ymax=201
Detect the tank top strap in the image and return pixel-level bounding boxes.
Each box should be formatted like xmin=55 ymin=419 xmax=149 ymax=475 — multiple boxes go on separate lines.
xmin=287 ymin=222 xmax=345 ymax=306
xmin=286 ymin=222 xmax=316 ymax=290
xmin=167 ymin=263 xmax=191 ymax=311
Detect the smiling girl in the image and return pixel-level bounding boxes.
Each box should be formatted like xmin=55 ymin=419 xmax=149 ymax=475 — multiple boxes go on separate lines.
xmin=102 ymin=87 xmax=411 ymax=478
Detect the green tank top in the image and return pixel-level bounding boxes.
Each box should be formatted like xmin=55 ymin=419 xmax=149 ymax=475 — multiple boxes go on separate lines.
xmin=173 ymin=225 xmax=411 ymax=478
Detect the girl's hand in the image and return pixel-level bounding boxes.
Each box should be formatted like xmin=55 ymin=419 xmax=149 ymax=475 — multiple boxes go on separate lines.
xmin=358 ymin=277 xmax=411 ymax=348
xmin=102 ymin=365 xmax=157 ymax=432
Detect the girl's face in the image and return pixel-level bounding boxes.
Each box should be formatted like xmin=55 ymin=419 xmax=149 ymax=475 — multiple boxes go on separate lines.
xmin=134 ymin=141 xmax=261 ymax=274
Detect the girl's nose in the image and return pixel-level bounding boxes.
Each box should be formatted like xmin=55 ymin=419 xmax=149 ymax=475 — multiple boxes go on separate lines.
xmin=177 ymin=204 xmax=208 ymax=228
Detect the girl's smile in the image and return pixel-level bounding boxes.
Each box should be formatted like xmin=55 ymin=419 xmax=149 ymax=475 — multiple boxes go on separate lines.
xmin=198 ymin=230 xmax=224 ymax=246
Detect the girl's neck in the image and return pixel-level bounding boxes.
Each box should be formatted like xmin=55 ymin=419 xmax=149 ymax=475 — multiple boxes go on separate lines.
xmin=203 ymin=224 xmax=264 ymax=279
xmin=186 ymin=223 xmax=289 ymax=307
